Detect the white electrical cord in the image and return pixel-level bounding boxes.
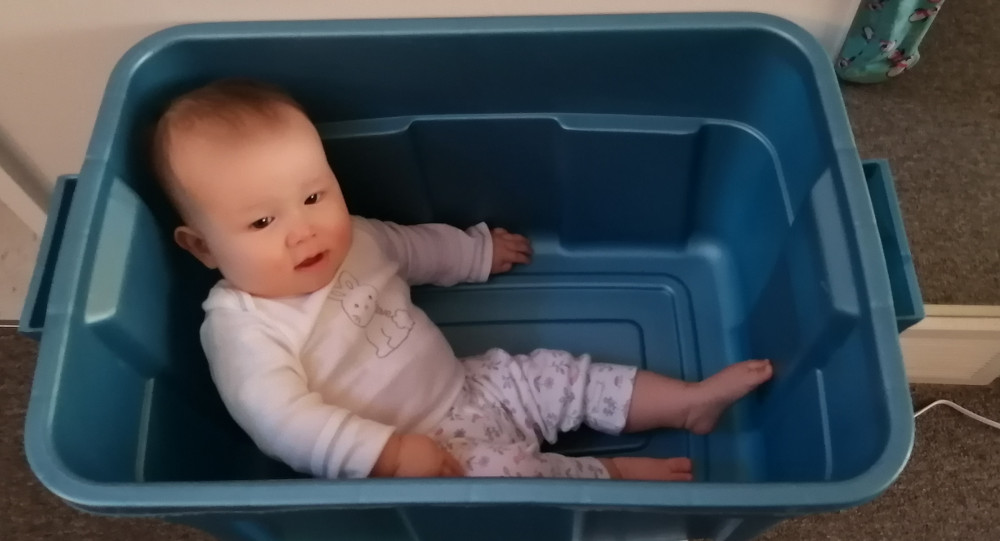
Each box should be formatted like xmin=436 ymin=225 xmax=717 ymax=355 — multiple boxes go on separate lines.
xmin=914 ymin=399 xmax=1000 ymax=431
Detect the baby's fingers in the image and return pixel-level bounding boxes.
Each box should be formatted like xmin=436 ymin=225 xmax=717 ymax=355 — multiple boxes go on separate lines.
xmin=492 ymin=228 xmax=531 ymax=248
xmin=661 ymin=471 xmax=694 ymax=482
xmin=508 ymin=234 xmax=533 ymax=256
xmin=500 ymin=235 xmax=532 ymax=261
xmin=506 ymin=249 xmax=531 ymax=265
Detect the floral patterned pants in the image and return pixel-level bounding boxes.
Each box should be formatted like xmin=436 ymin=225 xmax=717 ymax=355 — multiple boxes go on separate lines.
xmin=431 ymin=348 xmax=637 ymax=478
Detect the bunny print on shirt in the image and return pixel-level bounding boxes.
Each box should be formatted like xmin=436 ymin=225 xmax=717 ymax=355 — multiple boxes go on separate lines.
xmin=329 ymin=271 xmax=415 ymax=357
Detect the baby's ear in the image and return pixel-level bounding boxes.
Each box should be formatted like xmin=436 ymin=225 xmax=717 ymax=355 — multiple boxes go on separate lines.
xmin=174 ymin=226 xmax=217 ymax=269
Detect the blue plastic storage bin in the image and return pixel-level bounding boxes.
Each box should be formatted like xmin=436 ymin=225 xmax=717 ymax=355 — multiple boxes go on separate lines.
xmin=20 ymin=13 xmax=922 ymax=541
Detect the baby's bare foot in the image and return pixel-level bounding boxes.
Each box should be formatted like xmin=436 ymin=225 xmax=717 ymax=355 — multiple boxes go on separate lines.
xmin=684 ymin=359 xmax=773 ymax=435
xmin=600 ymin=457 xmax=694 ymax=481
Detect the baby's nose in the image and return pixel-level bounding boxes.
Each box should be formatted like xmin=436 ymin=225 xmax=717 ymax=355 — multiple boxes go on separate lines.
xmin=286 ymin=219 xmax=315 ymax=246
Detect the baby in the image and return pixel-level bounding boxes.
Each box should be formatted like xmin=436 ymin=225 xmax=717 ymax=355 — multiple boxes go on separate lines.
xmin=151 ymin=79 xmax=773 ymax=481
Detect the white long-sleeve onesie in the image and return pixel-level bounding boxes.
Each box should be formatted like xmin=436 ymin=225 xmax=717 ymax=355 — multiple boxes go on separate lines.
xmin=200 ymin=217 xmax=493 ymax=479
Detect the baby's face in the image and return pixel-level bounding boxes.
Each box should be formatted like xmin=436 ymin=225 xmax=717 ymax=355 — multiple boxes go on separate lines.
xmin=169 ymin=106 xmax=352 ymax=298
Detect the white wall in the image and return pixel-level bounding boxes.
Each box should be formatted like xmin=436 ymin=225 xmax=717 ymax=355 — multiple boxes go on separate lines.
xmin=0 ymin=0 xmax=860 ymax=201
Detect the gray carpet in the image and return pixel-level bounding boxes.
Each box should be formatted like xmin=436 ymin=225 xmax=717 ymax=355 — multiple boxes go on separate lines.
xmin=840 ymin=0 xmax=1000 ymax=306
xmin=0 ymin=330 xmax=209 ymax=540
xmin=3 ymin=1 xmax=999 ymax=539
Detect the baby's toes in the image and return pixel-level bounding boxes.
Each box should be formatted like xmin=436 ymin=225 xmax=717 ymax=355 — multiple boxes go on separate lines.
xmin=665 ymin=457 xmax=693 ymax=473
xmin=743 ymin=359 xmax=773 ymax=374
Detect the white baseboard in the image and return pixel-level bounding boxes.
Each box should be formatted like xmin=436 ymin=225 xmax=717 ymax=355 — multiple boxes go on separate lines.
xmin=0 ymin=164 xmax=46 ymax=236
xmin=902 ymin=305 xmax=1000 ymax=385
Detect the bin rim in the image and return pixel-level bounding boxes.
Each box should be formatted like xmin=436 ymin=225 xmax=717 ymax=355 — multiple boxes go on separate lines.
xmin=24 ymin=11 xmax=912 ymax=518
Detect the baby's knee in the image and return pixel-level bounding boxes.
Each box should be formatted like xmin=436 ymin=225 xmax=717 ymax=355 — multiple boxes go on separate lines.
xmin=452 ymin=444 xmax=510 ymax=477
xmin=448 ymin=443 xmax=536 ymax=477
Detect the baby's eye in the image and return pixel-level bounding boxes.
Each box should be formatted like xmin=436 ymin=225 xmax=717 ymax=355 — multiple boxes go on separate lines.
xmin=250 ymin=217 xmax=274 ymax=230
xmin=304 ymin=192 xmax=322 ymax=205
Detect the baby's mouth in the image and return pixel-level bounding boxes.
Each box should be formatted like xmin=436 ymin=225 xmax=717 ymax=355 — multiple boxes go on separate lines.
xmin=295 ymin=251 xmax=327 ymax=270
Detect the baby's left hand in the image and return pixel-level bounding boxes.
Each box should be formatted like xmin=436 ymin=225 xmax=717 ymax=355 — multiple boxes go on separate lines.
xmin=490 ymin=227 xmax=532 ymax=274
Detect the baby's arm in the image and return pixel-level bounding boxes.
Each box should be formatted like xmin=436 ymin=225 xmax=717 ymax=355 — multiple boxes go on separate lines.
xmin=356 ymin=217 xmax=531 ymax=286
xmin=203 ymin=312 xmax=398 ymax=478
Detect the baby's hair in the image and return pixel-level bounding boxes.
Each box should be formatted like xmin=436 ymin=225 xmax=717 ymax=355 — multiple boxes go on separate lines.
xmin=150 ymin=78 xmax=306 ymax=212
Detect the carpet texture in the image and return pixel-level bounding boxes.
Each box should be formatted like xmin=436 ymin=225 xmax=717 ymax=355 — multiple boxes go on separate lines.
xmin=840 ymin=0 xmax=1000 ymax=305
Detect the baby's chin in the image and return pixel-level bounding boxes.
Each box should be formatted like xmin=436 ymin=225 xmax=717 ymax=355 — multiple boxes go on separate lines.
xmin=223 ymin=271 xmax=335 ymax=298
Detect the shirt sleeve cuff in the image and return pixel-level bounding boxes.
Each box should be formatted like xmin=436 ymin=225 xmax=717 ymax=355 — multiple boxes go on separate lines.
xmin=338 ymin=420 xmax=397 ymax=479
xmin=466 ymin=222 xmax=493 ymax=283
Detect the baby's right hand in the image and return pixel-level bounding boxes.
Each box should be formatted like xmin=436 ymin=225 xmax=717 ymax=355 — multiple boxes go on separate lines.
xmin=372 ymin=433 xmax=464 ymax=478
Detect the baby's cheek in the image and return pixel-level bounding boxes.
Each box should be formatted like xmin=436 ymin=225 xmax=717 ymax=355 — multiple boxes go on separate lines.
xmin=332 ymin=219 xmax=352 ymax=246
xmin=231 ymin=236 xmax=282 ymax=275
xmin=327 ymin=219 xmax=354 ymax=262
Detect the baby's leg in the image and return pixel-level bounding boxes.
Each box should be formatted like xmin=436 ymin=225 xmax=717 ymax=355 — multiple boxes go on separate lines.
xmin=466 ymin=348 xmax=637 ymax=443
xmin=447 ymin=441 xmax=609 ymax=478
xmin=446 ymin=441 xmax=692 ymax=481
xmin=601 ymin=456 xmax=693 ymax=481
xmin=434 ymin=374 xmax=612 ymax=479
xmin=624 ymin=360 xmax=773 ymax=435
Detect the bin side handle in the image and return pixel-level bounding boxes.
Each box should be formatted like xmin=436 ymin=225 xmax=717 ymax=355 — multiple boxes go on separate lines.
xmin=19 ymin=175 xmax=78 ymax=340
xmin=862 ymin=159 xmax=925 ymax=332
